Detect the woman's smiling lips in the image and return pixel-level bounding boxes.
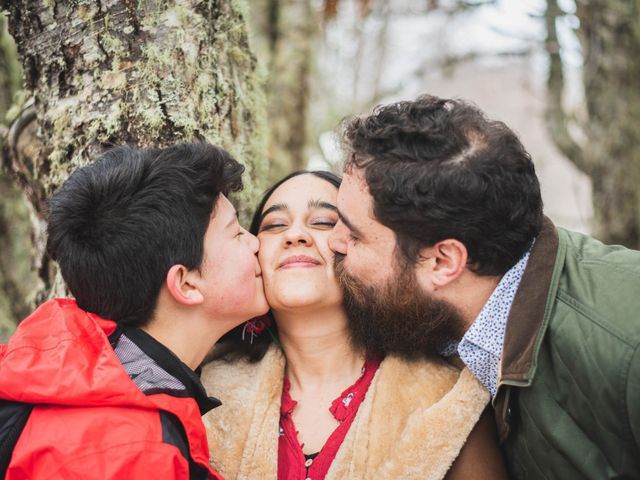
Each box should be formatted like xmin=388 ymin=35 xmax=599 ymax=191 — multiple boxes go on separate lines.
xmin=279 ymin=255 xmax=321 ymax=269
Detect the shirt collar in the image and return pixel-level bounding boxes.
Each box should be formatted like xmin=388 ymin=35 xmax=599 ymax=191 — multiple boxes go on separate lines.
xmin=116 ymin=326 xmax=221 ymax=415
xmin=463 ymin=245 xmax=532 ymax=356
xmin=441 ymin=242 xmax=534 ymax=396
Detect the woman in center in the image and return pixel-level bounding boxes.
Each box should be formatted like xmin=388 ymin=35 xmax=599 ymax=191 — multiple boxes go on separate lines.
xmin=201 ymin=171 xmax=506 ymax=479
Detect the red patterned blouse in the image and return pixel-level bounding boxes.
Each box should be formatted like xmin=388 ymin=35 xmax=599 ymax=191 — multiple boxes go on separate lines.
xmin=277 ymin=358 xmax=381 ymax=480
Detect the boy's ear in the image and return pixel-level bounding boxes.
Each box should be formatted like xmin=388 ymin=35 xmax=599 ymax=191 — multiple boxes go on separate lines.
xmin=166 ymin=264 xmax=204 ymax=305
xmin=415 ymin=239 xmax=468 ymax=290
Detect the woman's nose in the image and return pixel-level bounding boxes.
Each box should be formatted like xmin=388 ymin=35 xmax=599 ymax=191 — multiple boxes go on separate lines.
xmin=283 ymin=224 xmax=313 ymax=246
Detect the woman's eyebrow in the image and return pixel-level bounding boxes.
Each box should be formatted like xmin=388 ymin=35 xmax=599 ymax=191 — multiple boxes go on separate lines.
xmin=261 ymin=203 xmax=288 ymax=217
xmin=308 ymin=199 xmax=337 ymax=211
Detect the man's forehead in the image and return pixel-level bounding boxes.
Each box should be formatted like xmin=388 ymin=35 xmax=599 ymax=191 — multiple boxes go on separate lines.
xmin=344 ymin=168 xmax=369 ymax=192
xmin=338 ymin=170 xmax=380 ymax=231
xmin=339 ymin=169 xmax=397 ymax=246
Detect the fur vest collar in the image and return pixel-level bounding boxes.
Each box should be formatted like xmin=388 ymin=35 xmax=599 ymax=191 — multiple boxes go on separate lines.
xmin=202 ymin=347 xmax=488 ymax=479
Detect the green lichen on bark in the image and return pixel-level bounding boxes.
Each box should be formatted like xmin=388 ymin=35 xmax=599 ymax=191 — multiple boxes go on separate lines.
xmin=4 ymin=0 xmax=267 ymax=202
xmin=1 ymin=0 xmax=269 ymax=299
xmin=0 ymin=14 xmax=21 ymax=119
xmin=0 ymin=12 xmax=38 ymax=332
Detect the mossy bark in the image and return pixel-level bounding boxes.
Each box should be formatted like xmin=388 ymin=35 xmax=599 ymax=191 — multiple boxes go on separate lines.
xmin=0 ymin=15 xmax=21 ymax=119
xmin=0 ymin=0 xmax=268 ymax=302
xmin=547 ymin=0 xmax=640 ymax=247
xmin=0 ymin=174 xmax=38 ymax=338
xmin=0 ymin=13 xmax=37 ymax=335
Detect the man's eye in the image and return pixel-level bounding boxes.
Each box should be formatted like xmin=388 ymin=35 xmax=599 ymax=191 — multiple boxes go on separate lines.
xmin=349 ymin=233 xmax=359 ymax=243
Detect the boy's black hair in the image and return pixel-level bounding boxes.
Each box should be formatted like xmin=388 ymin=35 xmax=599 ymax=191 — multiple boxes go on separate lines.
xmin=46 ymin=143 xmax=244 ymax=326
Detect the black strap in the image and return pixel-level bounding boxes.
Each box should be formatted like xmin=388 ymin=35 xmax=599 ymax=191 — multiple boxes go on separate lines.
xmin=0 ymin=400 xmax=33 ymax=475
xmin=159 ymin=411 xmax=208 ymax=480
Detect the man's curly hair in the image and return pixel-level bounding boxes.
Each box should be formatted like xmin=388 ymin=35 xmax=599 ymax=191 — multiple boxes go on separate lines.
xmin=341 ymin=94 xmax=543 ymax=276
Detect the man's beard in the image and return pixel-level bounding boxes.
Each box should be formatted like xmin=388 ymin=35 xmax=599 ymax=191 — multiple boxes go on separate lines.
xmin=334 ymin=254 xmax=465 ymax=360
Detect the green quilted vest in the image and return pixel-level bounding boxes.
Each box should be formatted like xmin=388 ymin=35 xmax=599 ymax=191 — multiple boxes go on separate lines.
xmin=494 ymin=218 xmax=640 ymax=479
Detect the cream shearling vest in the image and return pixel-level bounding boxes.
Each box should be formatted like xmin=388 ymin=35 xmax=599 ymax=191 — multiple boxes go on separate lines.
xmin=201 ymin=346 xmax=489 ymax=479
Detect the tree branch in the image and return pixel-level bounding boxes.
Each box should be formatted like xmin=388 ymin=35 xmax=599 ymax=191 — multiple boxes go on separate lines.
xmin=544 ymin=0 xmax=589 ymax=174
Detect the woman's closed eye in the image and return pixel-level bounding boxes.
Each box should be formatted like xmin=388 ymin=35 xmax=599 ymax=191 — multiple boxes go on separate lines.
xmin=260 ymin=221 xmax=288 ymax=232
xmin=311 ymin=217 xmax=337 ymax=228
xmin=260 ymin=214 xmax=337 ymax=232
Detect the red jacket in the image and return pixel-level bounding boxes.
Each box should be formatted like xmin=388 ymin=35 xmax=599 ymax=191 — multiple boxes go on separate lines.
xmin=0 ymin=299 xmax=224 ymax=480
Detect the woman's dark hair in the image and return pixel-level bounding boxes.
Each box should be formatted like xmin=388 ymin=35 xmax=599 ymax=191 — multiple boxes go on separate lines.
xmin=207 ymin=170 xmax=342 ymax=364
xmin=342 ymin=94 xmax=543 ymax=276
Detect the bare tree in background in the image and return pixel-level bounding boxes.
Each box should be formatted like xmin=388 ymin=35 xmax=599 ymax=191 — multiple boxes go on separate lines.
xmin=249 ymin=0 xmax=390 ymax=177
xmin=546 ymin=0 xmax=640 ymax=248
xmin=0 ymin=0 xmax=267 ymax=327
xmin=250 ymin=0 xmax=319 ymax=177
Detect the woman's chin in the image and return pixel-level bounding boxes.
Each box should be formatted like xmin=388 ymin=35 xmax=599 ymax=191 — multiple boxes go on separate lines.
xmin=267 ymin=292 xmax=339 ymax=312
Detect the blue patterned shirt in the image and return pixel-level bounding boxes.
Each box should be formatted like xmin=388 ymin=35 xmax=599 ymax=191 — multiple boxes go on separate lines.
xmin=442 ymin=246 xmax=532 ymax=397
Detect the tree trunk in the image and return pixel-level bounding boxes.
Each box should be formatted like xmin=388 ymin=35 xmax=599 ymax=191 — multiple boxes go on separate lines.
xmin=0 ymin=173 xmax=37 ymax=337
xmin=544 ymin=0 xmax=587 ymax=173
xmin=0 ymin=14 xmax=21 ymax=118
xmin=0 ymin=0 xmax=268 ymax=303
xmin=0 ymin=13 xmax=37 ymax=336
xmin=548 ymin=0 xmax=640 ymax=248
xmin=250 ymin=0 xmax=318 ymax=177
xmin=575 ymin=0 xmax=640 ymax=247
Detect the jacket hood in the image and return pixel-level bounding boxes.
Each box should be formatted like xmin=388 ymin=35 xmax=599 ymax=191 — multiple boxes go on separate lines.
xmin=0 ymin=299 xmax=151 ymax=408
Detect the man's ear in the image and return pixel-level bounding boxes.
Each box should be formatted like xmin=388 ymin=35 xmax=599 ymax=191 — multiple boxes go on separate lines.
xmin=166 ymin=264 xmax=204 ymax=305
xmin=417 ymin=239 xmax=468 ymax=290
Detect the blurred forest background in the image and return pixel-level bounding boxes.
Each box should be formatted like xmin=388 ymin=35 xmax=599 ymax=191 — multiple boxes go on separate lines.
xmin=0 ymin=0 xmax=638 ymax=337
